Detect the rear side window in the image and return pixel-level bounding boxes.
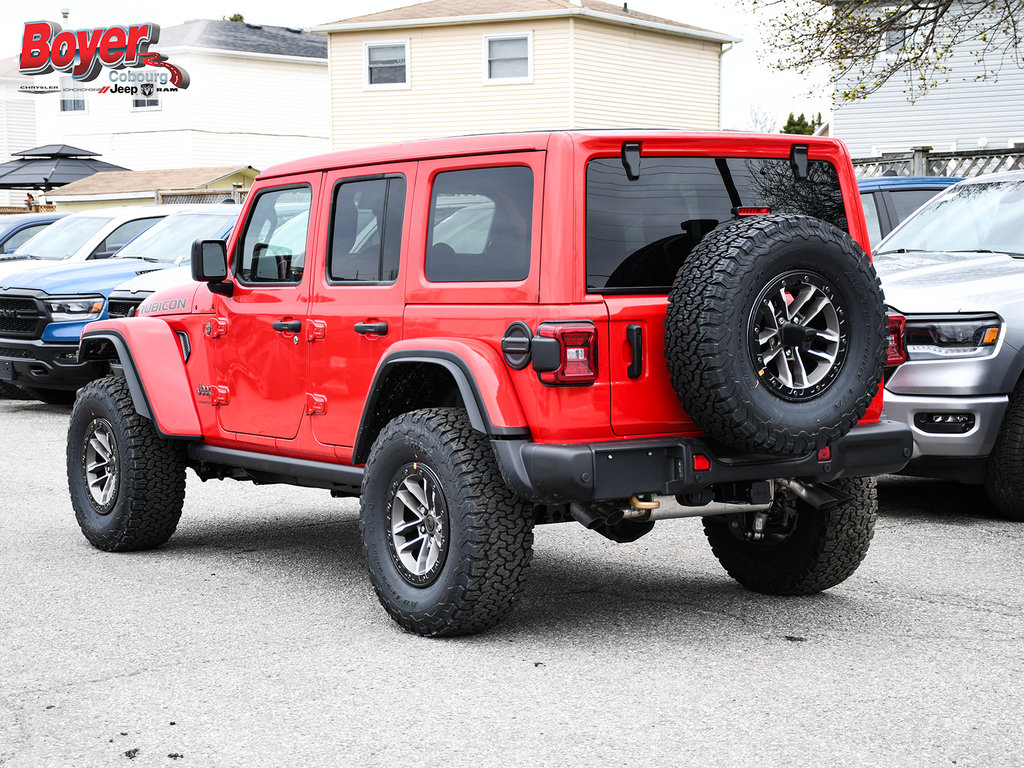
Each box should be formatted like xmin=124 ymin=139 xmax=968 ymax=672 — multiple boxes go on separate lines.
xmin=238 ymin=186 xmax=311 ymax=285
xmin=889 ymin=188 xmax=944 ymax=223
xmin=1 ymin=223 xmax=49 ymax=252
xmin=426 ymin=166 xmax=533 ymax=282
xmin=329 ymin=176 xmax=406 ymax=283
xmin=93 ymin=217 xmax=162 ymax=258
xmin=860 ymin=192 xmax=883 ymax=247
xmin=586 ymin=157 xmax=847 ymax=293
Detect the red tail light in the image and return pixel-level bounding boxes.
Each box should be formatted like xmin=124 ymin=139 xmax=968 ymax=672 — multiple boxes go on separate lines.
xmin=886 ymin=311 xmax=907 ymax=366
xmin=535 ymin=322 xmax=598 ymax=385
xmin=736 ymin=206 xmax=771 ymax=216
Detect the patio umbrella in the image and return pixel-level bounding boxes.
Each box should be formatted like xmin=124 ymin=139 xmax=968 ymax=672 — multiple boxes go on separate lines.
xmin=0 ymin=145 xmax=128 ymax=191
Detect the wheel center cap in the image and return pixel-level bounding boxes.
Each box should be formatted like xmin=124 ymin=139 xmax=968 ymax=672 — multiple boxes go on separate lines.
xmin=780 ymin=323 xmax=816 ymax=350
xmin=424 ymin=516 xmax=437 ymax=535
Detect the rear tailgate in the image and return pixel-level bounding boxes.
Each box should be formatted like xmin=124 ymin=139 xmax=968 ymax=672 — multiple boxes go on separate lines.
xmin=605 ymin=295 xmax=700 ymax=437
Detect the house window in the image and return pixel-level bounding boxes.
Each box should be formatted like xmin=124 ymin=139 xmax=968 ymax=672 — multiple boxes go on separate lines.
xmin=485 ymin=35 xmax=530 ymax=81
xmin=59 ymin=76 xmax=85 ymax=112
xmin=883 ymin=26 xmax=906 ymax=53
xmin=366 ymin=42 xmax=408 ymax=85
xmin=132 ymin=89 xmax=160 ymax=110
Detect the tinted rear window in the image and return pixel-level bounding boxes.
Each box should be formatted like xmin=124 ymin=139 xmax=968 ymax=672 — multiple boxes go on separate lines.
xmin=586 ymin=156 xmax=847 ymax=293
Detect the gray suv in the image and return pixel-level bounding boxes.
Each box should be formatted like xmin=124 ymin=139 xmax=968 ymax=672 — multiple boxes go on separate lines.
xmin=875 ymin=170 xmax=1024 ymax=519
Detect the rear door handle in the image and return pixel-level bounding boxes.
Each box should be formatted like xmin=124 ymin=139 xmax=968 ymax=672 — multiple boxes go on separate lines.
xmin=626 ymin=323 xmax=643 ymax=379
xmin=272 ymin=320 xmax=302 ymax=333
xmin=354 ymin=321 xmax=388 ymax=336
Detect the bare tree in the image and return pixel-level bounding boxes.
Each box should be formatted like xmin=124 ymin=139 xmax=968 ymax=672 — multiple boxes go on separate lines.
xmin=749 ymin=104 xmax=779 ymax=133
xmin=746 ymin=0 xmax=1024 ymax=101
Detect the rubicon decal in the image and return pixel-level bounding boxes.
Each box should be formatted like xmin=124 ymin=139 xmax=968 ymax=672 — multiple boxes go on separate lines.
xmin=19 ymin=21 xmax=190 ymax=88
xmin=137 ymin=297 xmax=189 ymax=315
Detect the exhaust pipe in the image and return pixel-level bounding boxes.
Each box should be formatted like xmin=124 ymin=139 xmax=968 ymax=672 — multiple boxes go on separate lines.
xmin=775 ymin=478 xmax=848 ymax=510
xmin=569 ymin=501 xmax=624 ymax=529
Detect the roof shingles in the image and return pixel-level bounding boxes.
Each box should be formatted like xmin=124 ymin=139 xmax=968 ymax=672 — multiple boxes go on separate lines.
xmin=323 ymin=0 xmax=722 ymax=37
xmin=50 ymin=166 xmax=256 ymax=197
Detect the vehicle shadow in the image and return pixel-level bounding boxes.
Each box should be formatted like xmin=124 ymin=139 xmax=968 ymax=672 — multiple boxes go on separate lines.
xmin=159 ymin=509 xmax=877 ymax=642
xmin=875 ymin=473 xmax=1004 ymax=523
xmin=1 ymin=399 xmax=73 ymax=412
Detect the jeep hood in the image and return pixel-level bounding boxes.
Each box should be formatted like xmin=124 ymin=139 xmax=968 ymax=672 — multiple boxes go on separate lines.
xmin=113 ymin=265 xmax=193 ymax=295
xmin=0 ymin=259 xmax=169 ymax=294
xmin=874 ymin=250 xmax=1024 ymax=314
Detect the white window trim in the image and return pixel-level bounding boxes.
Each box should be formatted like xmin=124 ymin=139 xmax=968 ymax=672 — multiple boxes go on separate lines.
xmin=482 ymin=32 xmax=533 ymax=85
xmin=364 ymin=39 xmax=411 ymax=90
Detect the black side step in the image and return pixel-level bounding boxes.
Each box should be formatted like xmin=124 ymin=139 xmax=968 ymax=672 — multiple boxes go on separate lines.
xmin=188 ymin=444 xmax=364 ymax=495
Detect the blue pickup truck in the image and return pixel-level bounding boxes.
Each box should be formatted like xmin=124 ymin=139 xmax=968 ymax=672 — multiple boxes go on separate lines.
xmin=0 ymin=205 xmax=238 ymax=403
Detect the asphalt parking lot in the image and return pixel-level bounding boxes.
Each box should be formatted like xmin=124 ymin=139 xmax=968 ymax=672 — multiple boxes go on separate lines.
xmin=1 ymin=396 xmax=1022 ymax=767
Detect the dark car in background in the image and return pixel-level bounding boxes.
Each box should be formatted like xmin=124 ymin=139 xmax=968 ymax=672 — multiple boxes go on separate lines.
xmin=0 ymin=212 xmax=66 ymax=255
xmin=858 ymin=176 xmax=960 ymax=248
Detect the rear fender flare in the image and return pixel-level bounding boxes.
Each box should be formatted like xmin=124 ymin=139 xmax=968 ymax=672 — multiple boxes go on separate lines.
xmin=353 ymin=340 xmax=529 ymax=464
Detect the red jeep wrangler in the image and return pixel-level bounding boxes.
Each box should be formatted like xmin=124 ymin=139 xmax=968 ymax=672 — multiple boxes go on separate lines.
xmin=67 ymin=132 xmax=911 ymax=636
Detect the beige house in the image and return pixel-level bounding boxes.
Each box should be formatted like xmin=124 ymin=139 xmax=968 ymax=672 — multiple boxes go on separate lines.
xmin=47 ymin=166 xmax=258 ymax=211
xmin=314 ymin=0 xmax=737 ymax=150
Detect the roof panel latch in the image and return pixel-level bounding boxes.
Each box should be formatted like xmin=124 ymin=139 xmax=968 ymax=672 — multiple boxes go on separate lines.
xmin=621 ymin=141 xmax=642 ymax=181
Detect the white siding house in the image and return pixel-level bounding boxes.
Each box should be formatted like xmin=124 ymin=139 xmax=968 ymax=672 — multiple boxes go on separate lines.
xmin=315 ymin=0 xmax=735 ymax=150
xmin=30 ymin=20 xmax=330 ymax=173
xmin=0 ymin=58 xmax=38 ymax=206
xmin=833 ymin=36 xmax=1024 ymax=158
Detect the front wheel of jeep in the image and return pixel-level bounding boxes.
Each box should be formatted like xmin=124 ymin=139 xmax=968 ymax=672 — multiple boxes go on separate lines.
xmin=67 ymin=376 xmax=187 ymax=551
xmin=702 ymin=476 xmax=877 ymax=595
xmin=360 ymin=408 xmax=534 ymax=637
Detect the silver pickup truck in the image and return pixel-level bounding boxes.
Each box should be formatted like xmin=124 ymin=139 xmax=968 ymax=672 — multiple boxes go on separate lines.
xmin=875 ymin=170 xmax=1024 ymax=520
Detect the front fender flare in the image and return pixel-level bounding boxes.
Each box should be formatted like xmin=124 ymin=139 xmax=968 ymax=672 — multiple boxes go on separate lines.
xmin=79 ymin=320 xmax=201 ymax=439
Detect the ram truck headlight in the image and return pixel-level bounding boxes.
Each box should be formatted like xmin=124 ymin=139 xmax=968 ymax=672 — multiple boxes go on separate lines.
xmin=45 ymin=296 xmax=105 ymax=322
xmin=905 ymin=314 xmax=1002 ymax=360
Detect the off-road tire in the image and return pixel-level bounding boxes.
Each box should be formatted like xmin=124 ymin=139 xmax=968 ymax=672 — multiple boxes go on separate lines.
xmin=665 ymin=214 xmax=886 ymax=456
xmin=702 ymin=476 xmax=878 ymax=594
xmin=0 ymin=382 xmax=30 ymax=400
xmin=985 ymin=384 xmax=1024 ymax=521
xmin=24 ymin=386 xmax=77 ymax=405
xmin=360 ymin=408 xmax=534 ymax=637
xmin=67 ymin=375 xmax=187 ymax=551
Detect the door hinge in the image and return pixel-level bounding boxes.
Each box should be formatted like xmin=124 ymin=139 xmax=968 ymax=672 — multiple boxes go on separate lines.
xmin=210 ymin=385 xmax=230 ymax=406
xmin=306 ymin=319 xmax=327 ymax=342
xmin=305 ymin=393 xmax=327 ymax=415
xmin=205 ymin=317 xmax=229 ymax=339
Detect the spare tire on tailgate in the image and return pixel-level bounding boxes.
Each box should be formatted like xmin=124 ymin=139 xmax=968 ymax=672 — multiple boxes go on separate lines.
xmin=664 ymin=214 xmax=886 ymax=456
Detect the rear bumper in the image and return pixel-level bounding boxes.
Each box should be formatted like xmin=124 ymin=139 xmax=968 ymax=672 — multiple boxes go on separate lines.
xmin=492 ymin=420 xmax=913 ymax=504
xmin=0 ymin=338 xmax=106 ymax=391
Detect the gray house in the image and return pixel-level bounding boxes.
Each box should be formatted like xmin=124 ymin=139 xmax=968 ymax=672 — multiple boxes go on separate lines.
xmin=833 ymin=31 xmax=1024 ymax=159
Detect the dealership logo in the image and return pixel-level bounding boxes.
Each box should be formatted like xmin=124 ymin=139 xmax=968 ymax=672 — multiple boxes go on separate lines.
xmin=19 ymin=21 xmax=190 ymax=88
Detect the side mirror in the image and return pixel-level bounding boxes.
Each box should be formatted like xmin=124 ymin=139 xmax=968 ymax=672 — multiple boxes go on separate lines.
xmin=191 ymin=239 xmax=233 ymax=296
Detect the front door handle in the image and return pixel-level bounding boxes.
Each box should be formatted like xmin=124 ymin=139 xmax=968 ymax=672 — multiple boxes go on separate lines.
xmin=272 ymin=320 xmax=302 ymax=333
xmin=354 ymin=321 xmax=388 ymax=336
